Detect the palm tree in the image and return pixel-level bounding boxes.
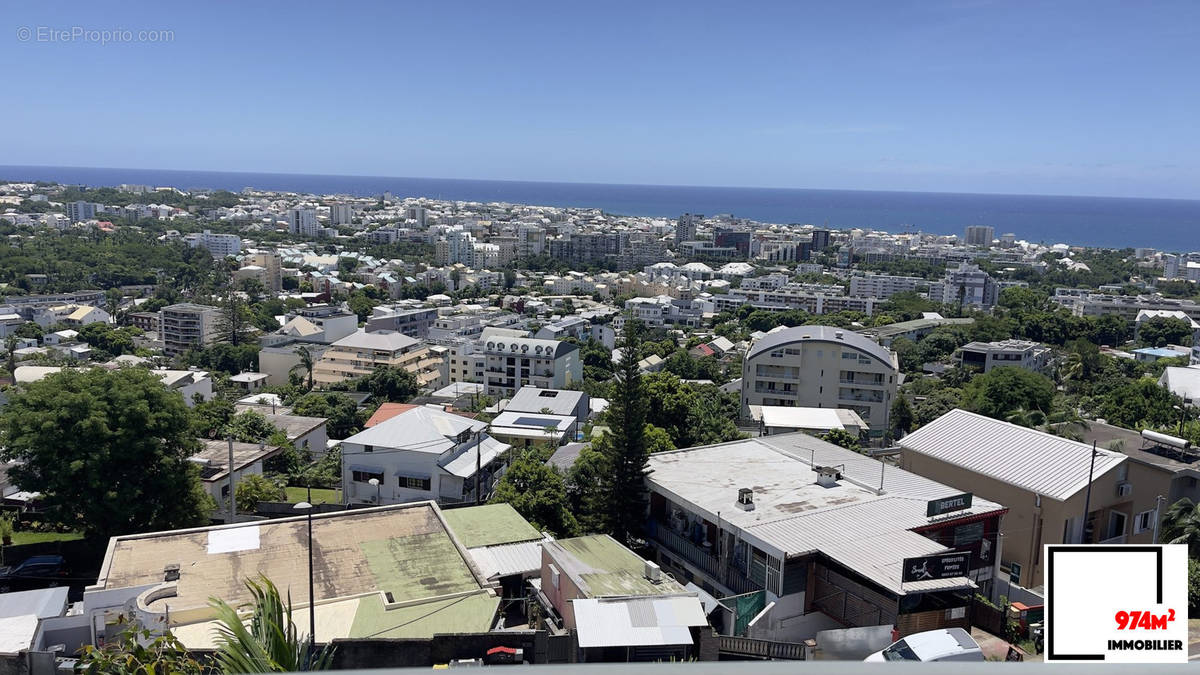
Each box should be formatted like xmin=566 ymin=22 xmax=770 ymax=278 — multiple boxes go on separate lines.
xmin=291 ymin=345 xmax=315 ymax=391
xmin=1159 ymin=498 xmax=1200 ymax=557
xmin=4 ymin=334 xmax=17 ymax=375
xmin=1004 ymin=407 xmax=1047 ymax=429
xmin=210 ymin=577 xmax=334 ymax=672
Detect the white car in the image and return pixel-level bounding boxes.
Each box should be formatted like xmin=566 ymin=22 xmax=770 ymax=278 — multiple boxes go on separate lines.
xmin=864 ymin=627 xmax=984 ymax=662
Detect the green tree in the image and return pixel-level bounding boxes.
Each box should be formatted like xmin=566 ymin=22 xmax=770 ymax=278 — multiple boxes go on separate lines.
xmin=1098 ymin=377 xmax=1182 ymax=429
xmin=822 ymin=428 xmax=861 ymax=452
xmin=567 ymin=444 xmax=611 ymax=534
xmin=1159 ymin=498 xmax=1200 ymax=557
xmin=603 ymin=320 xmax=650 ymax=544
xmin=213 ymin=292 xmax=256 ymax=346
xmin=236 ymin=474 xmax=286 ymax=513
xmin=1189 ymin=558 xmax=1200 ymax=618
xmin=1138 ymin=316 xmax=1194 ymax=348
xmin=645 ymin=423 xmax=676 ymax=454
xmin=961 ymin=367 xmax=1055 ymax=421
xmin=891 ymin=396 xmax=915 ymax=436
xmin=291 ymin=345 xmax=316 ymax=391
xmin=292 ymin=392 xmax=364 ymax=438
xmin=78 ymin=626 xmax=205 ymax=675
xmin=210 ymin=577 xmax=335 ymax=672
xmin=192 ymin=396 xmax=236 ymax=438
xmin=356 ymin=366 xmax=419 ymax=402
xmin=227 ymin=410 xmax=279 ymax=443
xmin=490 ymin=448 xmax=578 ymax=536
xmin=0 ymin=368 xmax=211 ymax=540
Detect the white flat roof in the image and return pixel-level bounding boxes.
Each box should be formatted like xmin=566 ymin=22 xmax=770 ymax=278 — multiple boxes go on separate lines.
xmin=752 ymin=406 xmax=867 ymax=431
xmin=572 ymin=596 xmax=708 ymax=648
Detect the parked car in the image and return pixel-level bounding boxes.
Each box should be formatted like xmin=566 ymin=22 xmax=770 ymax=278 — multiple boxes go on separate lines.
xmin=864 ymin=627 xmax=984 ymax=662
xmin=0 ymin=554 xmax=70 ymax=593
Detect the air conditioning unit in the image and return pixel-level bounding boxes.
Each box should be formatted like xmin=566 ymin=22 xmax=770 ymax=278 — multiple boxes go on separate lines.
xmin=1116 ymin=482 xmax=1132 ymax=497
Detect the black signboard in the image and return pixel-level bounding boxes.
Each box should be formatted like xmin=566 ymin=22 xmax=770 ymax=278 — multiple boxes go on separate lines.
xmin=926 ymin=492 xmax=973 ymax=517
xmin=901 ymin=552 xmax=971 ymax=583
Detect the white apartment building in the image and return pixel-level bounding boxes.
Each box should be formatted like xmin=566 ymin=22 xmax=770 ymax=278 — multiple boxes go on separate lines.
xmin=340 ymin=406 xmax=510 ymax=506
xmin=286 ymin=207 xmax=318 ymax=237
xmin=848 ymin=274 xmax=926 ymax=299
xmin=312 ymin=329 xmax=441 ymax=389
xmin=66 ymin=200 xmax=96 ymax=223
xmin=517 ymin=223 xmax=546 ymax=257
xmin=964 ymin=225 xmax=995 ymax=247
xmin=482 ymin=336 xmax=582 ymax=397
xmin=159 ymin=303 xmax=223 ymax=357
xmin=741 ymin=325 xmax=899 ymax=435
xmin=716 ymin=286 xmax=881 ymax=316
xmin=193 ymin=230 xmax=242 ymax=258
xmin=1051 ymin=290 xmax=1200 ymax=322
xmin=928 ymin=262 xmax=998 ymax=309
xmin=329 ymin=203 xmax=353 ymax=225
xmin=618 ymin=296 xmax=704 ymax=329
xmin=957 ymin=339 xmax=1052 ymax=374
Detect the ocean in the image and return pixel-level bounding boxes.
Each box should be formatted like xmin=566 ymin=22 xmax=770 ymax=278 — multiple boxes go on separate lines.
xmin=3 ymin=165 xmax=1198 ymax=251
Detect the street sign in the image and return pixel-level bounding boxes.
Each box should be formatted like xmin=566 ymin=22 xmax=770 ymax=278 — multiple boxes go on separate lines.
xmin=902 ymin=552 xmax=971 ymax=583
xmin=926 ymin=492 xmax=973 ymax=517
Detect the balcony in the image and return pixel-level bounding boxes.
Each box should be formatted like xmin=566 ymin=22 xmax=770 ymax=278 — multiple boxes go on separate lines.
xmin=648 ymin=520 xmax=761 ymax=596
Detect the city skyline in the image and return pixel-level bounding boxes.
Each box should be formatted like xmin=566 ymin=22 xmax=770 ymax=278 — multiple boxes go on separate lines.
xmin=3 ymin=1 xmax=1198 ymax=200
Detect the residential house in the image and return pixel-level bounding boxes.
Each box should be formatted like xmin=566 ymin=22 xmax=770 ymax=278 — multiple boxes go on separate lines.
xmin=340 ymin=406 xmax=510 ymax=506
xmin=189 ymin=438 xmax=282 ymax=521
xmin=956 ymin=340 xmax=1052 ymax=374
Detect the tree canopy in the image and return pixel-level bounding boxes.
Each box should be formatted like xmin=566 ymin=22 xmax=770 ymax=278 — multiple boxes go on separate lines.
xmin=0 ymin=368 xmax=211 ymax=539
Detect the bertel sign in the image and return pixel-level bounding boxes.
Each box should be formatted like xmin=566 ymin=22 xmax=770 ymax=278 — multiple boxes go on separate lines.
xmin=902 ymin=552 xmax=971 ymax=583
xmin=926 ymin=492 xmax=973 ymax=517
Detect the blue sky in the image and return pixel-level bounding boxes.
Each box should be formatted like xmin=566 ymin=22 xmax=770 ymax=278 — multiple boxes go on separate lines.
xmin=3 ymin=1 xmax=1198 ymax=199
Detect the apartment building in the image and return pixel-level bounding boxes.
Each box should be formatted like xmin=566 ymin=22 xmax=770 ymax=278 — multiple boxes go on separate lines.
xmin=311 ymin=329 xmax=441 ymax=389
xmin=956 ymin=339 xmax=1052 ymax=374
xmin=193 ymin=230 xmax=241 ymax=258
xmin=286 ymin=207 xmax=318 ymax=237
xmin=241 ymin=251 xmax=283 ymax=292
xmin=928 ymin=262 xmax=998 ymax=309
xmin=715 ymin=286 xmax=881 ymax=317
xmin=848 ymin=274 xmax=926 ymax=299
xmin=1051 ymin=290 xmax=1200 ymax=322
xmin=365 ymin=305 xmax=439 ymax=338
xmin=66 ymin=200 xmax=96 ymax=222
xmin=329 ymin=202 xmax=353 ymax=225
xmin=740 ymin=325 xmax=898 ymax=435
xmin=618 ymin=296 xmax=704 ymax=329
xmin=964 ymin=225 xmax=995 ymax=247
xmin=159 ymin=303 xmax=223 ymax=357
xmin=482 ymin=336 xmax=581 ymax=397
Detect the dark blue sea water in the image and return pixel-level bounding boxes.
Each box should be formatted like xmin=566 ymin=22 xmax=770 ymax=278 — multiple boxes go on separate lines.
xmin=3 ymin=165 xmax=1198 ymax=251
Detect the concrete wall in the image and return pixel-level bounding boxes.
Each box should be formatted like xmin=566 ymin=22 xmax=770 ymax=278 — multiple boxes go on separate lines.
xmin=330 ymin=632 xmax=556 ymax=669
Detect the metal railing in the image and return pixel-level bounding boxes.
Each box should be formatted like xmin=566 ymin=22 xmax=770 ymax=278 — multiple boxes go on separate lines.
xmin=718 ymin=636 xmax=806 ymax=660
xmin=649 ymin=521 xmax=763 ymax=596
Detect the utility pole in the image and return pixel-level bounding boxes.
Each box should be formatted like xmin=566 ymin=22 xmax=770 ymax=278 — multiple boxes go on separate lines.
xmin=474 ymin=430 xmax=482 ymax=505
xmin=1152 ymin=494 xmax=1167 ymax=544
xmin=227 ymin=435 xmax=236 ymax=524
xmin=1079 ymin=441 xmax=1098 ymax=544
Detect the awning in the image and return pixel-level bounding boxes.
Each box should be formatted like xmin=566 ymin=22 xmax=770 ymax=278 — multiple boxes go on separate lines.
xmin=572 ymin=596 xmax=708 ymax=648
xmin=441 ymin=437 xmax=510 ymax=478
xmin=348 ymin=465 xmax=384 ymax=475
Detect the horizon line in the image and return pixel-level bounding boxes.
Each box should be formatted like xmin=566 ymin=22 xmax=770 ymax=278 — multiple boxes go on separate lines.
xmin=2 ymin=163 xmax=1198 ymax=205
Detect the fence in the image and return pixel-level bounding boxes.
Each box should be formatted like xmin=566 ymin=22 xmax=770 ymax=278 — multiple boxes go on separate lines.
xmin=718 ymin=636 xmax=807 ymax=660
xmin=971 ymin=602 xmax=1007 ymax=636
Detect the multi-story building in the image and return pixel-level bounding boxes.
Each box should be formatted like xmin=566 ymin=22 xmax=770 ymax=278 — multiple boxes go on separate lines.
xmin=717 ymin=285 xmax=882 ymax=316
xmin=0 ymin=290 xmax=106 ymax=319
xmin=193 ymin=230 xmax=241 ymax=258
xmin=241 ymin=251 xmax=283 ymax=292
xmin=482 ymin=336 xmax=582 ymax=397
xmin=159 ymin=303 xmax=223 ymax=357
xmin=675 ymin=213 xmax=700 ymax=244
xmin=810 ymin=229 xmax=830 ymax=251
xmin=286 ymin=207 xmax=318 ymax=237
xmin=127 ymin=311 xmax=160 ymax=333
xmin=405 ymin=204 xmax=427 ymax=226
xmin=928 ymin=262 xmax=998 ymax=309
xmin=312 ymin=329 xmax=441 ymax=389
xmin=365 ymin=306 xmax=439 ymax=338
xmin=963 ymin=225 xmax=995 ymax=247
xmin=619 ymin=296 xmax=703 ymax=328
xmin=957 ymin=339 xmax=1052 ymax=374
xmin=340 ymin=406 xmax=509 ymax=506
xmin=713 ymin=227 xmax=751 ymax=258
xmin=516 ymin=223 xmax=546 ymax=258
xmin=646 ymin=433 xmax=1005 ymax=642
xmin=848 ymin=274 xmax=926 ymax=299
xmin=328 ymin=202 xmax=353 ymax=226
xmin=66 ymin=200 xmax=96 ymax=223
xmin=1052 ymin=290 xmax=1200 ymax=322
xmin=741 ymin=325 xmax=898 ymax=435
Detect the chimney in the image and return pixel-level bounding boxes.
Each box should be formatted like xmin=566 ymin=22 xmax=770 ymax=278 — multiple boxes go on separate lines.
xmin=816 ymin=465 xmax=841 ymax=488
xmin=163 ymin=563 xmax=180 ymax=582
xmin=736 ymin=487 xmax=755 ymax=511
xmin=644 ymin=560 xmax=663 ymax=583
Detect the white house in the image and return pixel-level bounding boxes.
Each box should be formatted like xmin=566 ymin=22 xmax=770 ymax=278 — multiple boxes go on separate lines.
xmin=340 ymin=406 xmax=510 ymax=506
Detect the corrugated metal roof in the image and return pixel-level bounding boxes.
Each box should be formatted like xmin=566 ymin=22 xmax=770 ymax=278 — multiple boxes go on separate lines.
xmin=572 ymin=596 xmax=707 ymax=648
xmin=441 ymin=436 xmax=510 ymax=477
xmin=344 ymin=406 xmax=486 ymax=453
xmin=468 ymin=536 xmax=552 ymax=579
xmin=899 ymin=409 xmax=1126 ymax=501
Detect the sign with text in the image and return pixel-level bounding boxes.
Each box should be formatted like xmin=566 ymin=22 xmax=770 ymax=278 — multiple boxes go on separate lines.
xmin=901 ymin=552 xmax=971 ymax=583
xmin=926 ymin=492 xmax=973 ymax=517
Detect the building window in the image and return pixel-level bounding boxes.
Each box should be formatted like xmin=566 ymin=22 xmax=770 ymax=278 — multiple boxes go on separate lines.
xmin=352 ymin=470 xmax=383 ymax=483
xmin=1133 ymin=510 xmax=1155 ymax=534
xmin=398 ymin=475 xmax=431 ymax=491
xmin=1106 ymin=511 xmax=1127 ymax=540
xmin=363 ymin=445 xmax=373 ymax=453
